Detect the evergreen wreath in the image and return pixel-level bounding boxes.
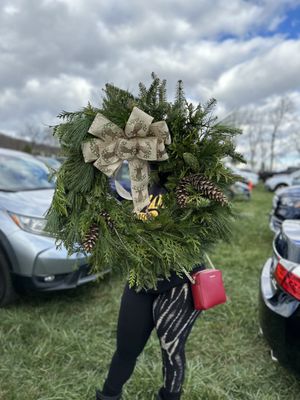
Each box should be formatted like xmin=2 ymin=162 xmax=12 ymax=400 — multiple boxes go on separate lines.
xmin=45 ymin=73 xmax=245 ymax=291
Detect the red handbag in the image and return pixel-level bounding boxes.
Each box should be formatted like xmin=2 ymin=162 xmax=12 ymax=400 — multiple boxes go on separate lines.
xmin=183 ymin=253 xmax=227 ymax=310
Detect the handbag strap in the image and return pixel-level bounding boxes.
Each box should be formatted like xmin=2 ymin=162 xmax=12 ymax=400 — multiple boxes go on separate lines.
xmin=182 ymin=252 xmax=216 ymax=284
xmin=182 ymin=267 xmax=196 ymax=284
xmin=204 ymin=252 xmax=215 ymax=269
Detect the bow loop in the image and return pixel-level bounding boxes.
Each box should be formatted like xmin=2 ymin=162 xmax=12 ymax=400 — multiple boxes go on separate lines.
xmin=88 ymin=113 xmax=123 ymax=142
xmin=124 ymin=107 xmax=154 ymax=138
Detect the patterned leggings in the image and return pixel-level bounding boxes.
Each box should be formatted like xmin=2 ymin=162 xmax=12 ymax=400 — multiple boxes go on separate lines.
xmin=102 ymin=282 xmax=201 ymax=399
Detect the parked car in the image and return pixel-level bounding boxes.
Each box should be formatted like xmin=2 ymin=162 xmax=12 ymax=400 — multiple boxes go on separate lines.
xmin=36 ymin=155 xmax=62 ymax=170
xmin=227 ymin=181 xmax=251 ymax=201
xmin=236 ymin=168 xmax=259 ymax=186
xmin=225 ymin=164 xmax=259 ymax=186
xmin=292 ymin=174 xmax=300 ymax=186
xmin=264 ymin=169 xmax=300 ymax=192
xmin=269 ymin=186 xmax=300 ymax=232
xmin=259 ymin=219 xmax=300 ymax=375
xmin=259 ymin=167 xmax=300 ymax=183
xmin=0 ymin=148 xmax=103 ymax=306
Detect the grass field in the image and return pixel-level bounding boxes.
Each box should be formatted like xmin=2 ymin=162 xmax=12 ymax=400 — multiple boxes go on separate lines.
xmin=1 ymin=184 xmax=300 ymax=400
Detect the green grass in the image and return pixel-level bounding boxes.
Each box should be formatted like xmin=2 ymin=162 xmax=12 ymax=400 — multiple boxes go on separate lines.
xmin=1 ymin=184 xmax=300 ymax=400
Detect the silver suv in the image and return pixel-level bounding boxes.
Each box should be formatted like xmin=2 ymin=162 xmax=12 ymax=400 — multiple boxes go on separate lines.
xmin=0 ymin=148 xmax=100 ymax=306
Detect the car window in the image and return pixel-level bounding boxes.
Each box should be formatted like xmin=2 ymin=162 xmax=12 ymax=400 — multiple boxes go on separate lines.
xmin=37 ymin=156 xmax=61 ymax=170
xmin=0 ymin=154 xmax=56 ymax=191
xmin=292 ymin=177 xmax=300 ymax=185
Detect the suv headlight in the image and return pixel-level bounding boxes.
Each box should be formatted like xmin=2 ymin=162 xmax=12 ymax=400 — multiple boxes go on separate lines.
xmin=8 ymin=212 xmax=50 ymax=236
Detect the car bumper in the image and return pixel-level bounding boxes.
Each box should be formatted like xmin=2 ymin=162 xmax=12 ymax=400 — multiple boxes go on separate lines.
xmin=6 ymin=227 xmax=89 ymax=276
xmin=259 ymin=258 xmax=300 ymax=374
xmin=4 ymin=218 xmax=111 ymax=293
xmin=12 ymin=264 xmax=110 ymax=292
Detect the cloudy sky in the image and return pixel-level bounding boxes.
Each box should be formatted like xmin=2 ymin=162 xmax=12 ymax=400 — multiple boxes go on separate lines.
xmin=1 ymin=0 xmax=300 ymax=167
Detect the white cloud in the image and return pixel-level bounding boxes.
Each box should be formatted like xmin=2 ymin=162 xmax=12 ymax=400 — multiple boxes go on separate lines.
xmin=0 ymin=75 xmax=93 ymax=133
xmin=3 ymin=5 xmax=19 ymax=15
xmin=213 ymin=39 xmax=300 ymax=108
xmin=0 ymin=0 xmax=300 ymax=170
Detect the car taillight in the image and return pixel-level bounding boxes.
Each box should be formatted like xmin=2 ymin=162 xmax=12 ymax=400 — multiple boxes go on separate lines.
xmin=274 ymin=261 xmax=300 ymax=301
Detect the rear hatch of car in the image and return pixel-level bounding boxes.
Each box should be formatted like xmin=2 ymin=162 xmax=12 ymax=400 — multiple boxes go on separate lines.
xmin=272 ymin=220 xmax=300 ymax=301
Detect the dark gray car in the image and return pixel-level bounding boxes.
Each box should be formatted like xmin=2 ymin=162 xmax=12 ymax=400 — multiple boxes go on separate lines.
xmin=259 ymin=219 xmax=300 ymax=375
xmin=269 ymin=185 xmax=300 ymax=232
xmin=0 ymin=148 xmax=101 ymax=306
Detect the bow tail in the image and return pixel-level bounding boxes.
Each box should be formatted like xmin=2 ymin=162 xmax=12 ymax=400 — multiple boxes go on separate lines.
xmin=128 ymin=159 xmax=150 ymax=213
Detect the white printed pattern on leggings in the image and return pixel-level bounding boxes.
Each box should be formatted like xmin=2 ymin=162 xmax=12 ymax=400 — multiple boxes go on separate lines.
xmin=152 ymin=283 xmax=201 ymax=393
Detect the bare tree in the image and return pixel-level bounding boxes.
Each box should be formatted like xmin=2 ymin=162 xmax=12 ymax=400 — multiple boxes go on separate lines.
xmin=242 ymin=110 xmax=266 ymax=170
xmin=225 ymin=109 xmax=266 ymax=170
xmin=268 ymin=97 xmax=294 ymax=171
xmin=231 ymin=96 xmax=296 ymax=171
xmin=20 ymin=122 xmax=58 ymax=147
xmin=289 ymin=117 xmax=300 ymax=155
xmin=293 ymin=132 xmax=300 ymax=154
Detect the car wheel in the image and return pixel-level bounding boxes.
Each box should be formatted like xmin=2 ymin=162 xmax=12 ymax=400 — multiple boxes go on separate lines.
xmin=274 ymin=184 xmax=288 ymax=192
xmin=0 ymin=248 xmax=18 ymax=306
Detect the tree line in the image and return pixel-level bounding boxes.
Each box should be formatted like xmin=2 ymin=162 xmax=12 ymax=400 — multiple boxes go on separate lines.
xmin=225 ymin=95 xmax=299 ymax=172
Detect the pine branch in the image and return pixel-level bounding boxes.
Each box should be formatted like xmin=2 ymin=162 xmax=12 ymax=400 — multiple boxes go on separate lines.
xmin=175 ymin=79 xmax=185 ymax=108
xmin=45 ymin=72 xmax=246 ymax=290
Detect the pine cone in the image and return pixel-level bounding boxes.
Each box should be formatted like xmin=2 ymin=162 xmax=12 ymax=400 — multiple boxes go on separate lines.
xmin=100 ymin=211 xmax=115 ymax=230
xmin=176 ymin=174 xmax=228 ymax=208
xmin=82 ymin=211 xmax=114 ymax=252
xmin=176 ymin=187 xmax=189 ymax=208
xmin=82 ymin=223 xmax=99 ymax=252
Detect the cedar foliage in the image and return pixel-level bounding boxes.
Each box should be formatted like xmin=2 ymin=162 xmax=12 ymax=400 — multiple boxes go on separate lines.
xmin=44 ymin=73 xmax=246 ymax=291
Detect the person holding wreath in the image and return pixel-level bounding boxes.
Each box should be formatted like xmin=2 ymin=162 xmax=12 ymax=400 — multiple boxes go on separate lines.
xmin=95 ymin=166 xmax=206 ymax=400
xmin=45 ymin=75 xmax=244 ymax=400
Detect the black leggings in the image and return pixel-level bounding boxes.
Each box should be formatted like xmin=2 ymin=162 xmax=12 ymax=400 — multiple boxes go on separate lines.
xmin=102 ymin=281 xmax=201 ymax=399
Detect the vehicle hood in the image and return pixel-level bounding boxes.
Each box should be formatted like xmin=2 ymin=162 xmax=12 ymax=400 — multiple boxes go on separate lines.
xmin=0 ymin=189 xmax=55 ymax=218
xmin=266 ymin=173 xmax=290 ymax=184
xmin=277 ymin=185 xmax=300 ymax=198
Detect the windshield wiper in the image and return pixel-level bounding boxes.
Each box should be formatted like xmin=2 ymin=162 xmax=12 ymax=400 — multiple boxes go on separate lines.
xmin=17 ymin=187 xmax=55 ymax=191
xmin=0 ymin=187 xmax=55 ymax=192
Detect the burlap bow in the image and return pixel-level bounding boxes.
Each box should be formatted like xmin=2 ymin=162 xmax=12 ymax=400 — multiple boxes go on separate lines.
xmin=81 ymin=107 xmax=171 ymax=212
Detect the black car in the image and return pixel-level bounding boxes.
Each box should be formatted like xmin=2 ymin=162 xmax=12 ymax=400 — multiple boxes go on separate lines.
xmin=269 ymin=185 xmax=300 ymax=232
xmin=259 ymin=219 xmax=300 ymax=375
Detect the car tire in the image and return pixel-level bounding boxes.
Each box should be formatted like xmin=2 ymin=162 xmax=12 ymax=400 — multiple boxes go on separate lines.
xmin=274 ymin=183 xmax=288 ymax=192
xmin=0 ymin=248 xmax=18 ymax=306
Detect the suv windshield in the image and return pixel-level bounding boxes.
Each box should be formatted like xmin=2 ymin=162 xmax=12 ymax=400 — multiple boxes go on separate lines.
xmin=0 ymin=154 xmax=56 ymax=191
